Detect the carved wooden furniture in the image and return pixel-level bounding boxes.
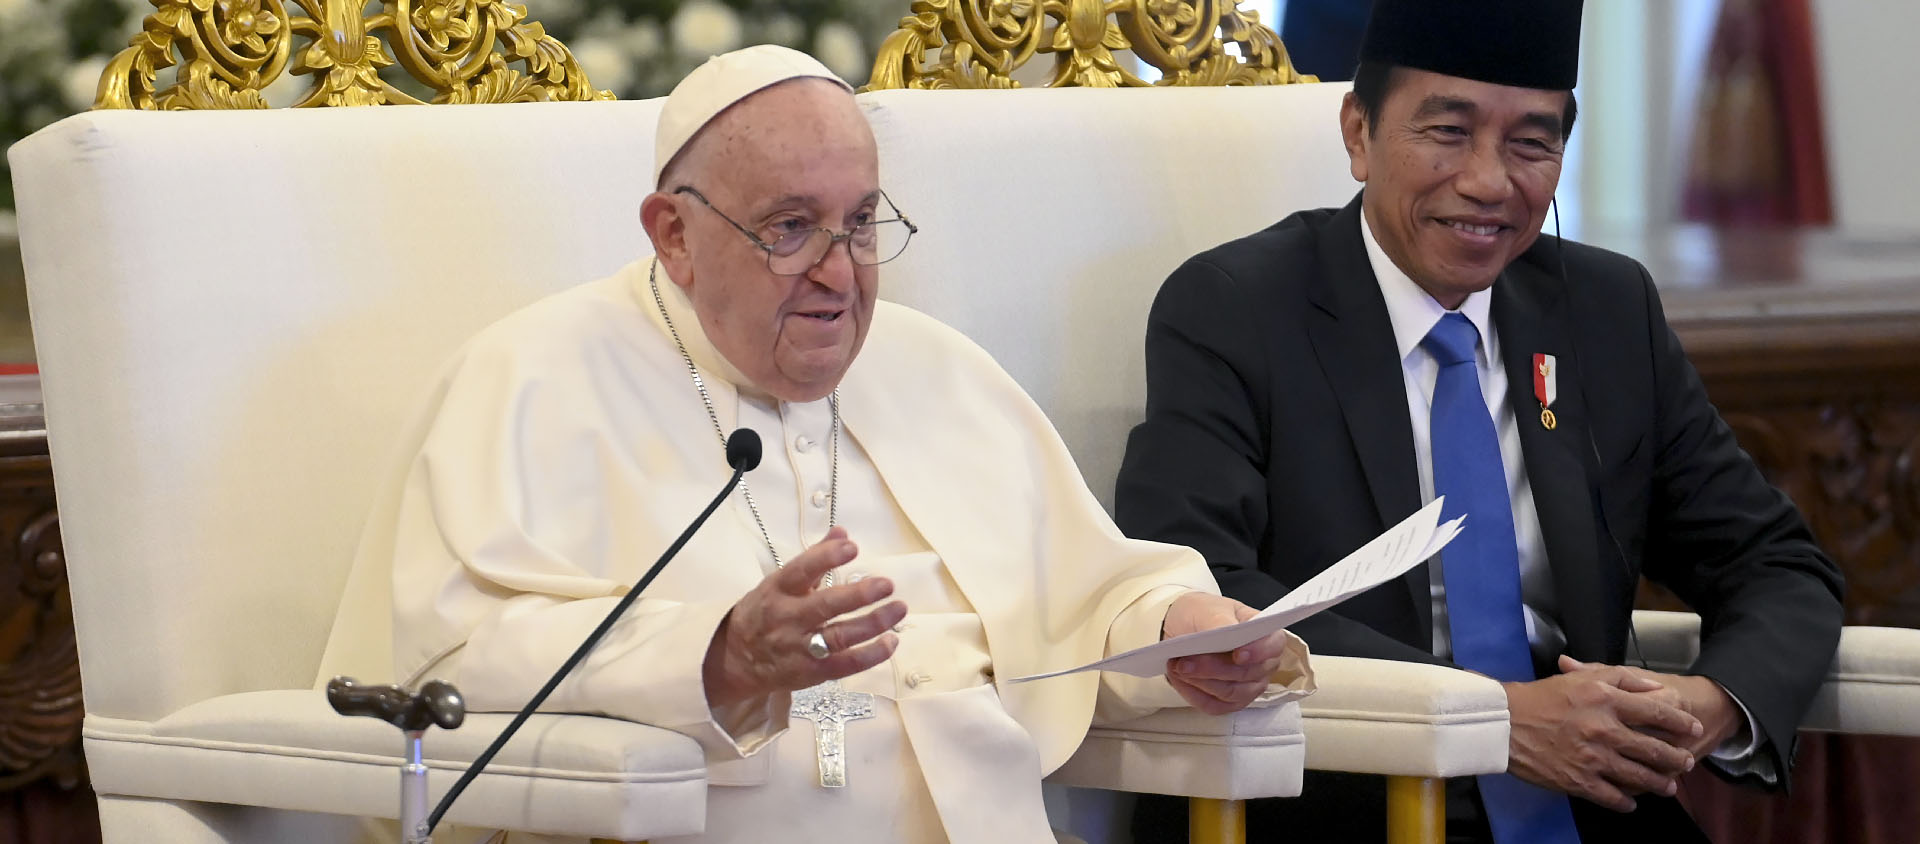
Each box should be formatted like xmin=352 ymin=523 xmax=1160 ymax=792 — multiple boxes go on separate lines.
xmin=1651 ymin=228 xmax=1920 ymax=629
xmin=90 ymin=0 xmax=1313 ymax=111
xmin=1632 ymin=225 xmax=1920 ymax=634
xmin=0 ymin=402 xmax=99 ymax=843
xmin=92 ymin=0 xmax=610 ymax=108
xmin=861 ymin=0 xmax=1315 ymax=88
xmin=1636 ymin=226 xmax=1920 ymax=844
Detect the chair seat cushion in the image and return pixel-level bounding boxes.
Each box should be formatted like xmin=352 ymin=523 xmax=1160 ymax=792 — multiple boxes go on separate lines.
xmin=84 ymin=689 xmax=707 ymax=839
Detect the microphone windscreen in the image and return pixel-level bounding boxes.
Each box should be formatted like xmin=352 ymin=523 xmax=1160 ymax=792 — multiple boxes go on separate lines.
xmin=725 ymin=428 xmax=762 ymax=472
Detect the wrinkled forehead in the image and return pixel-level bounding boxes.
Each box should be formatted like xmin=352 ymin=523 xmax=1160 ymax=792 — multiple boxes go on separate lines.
xmin=685 ymin=81 xmax=878 ymax=201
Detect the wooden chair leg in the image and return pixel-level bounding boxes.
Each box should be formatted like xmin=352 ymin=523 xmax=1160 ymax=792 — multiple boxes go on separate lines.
xmin=1188 ymin=797 xmax=1245 ymax=844
xmin=1385 ymin=776 xmax=1444 ymax=844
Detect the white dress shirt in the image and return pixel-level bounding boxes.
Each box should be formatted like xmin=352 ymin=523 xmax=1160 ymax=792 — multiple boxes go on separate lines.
xmin=1358 ymin=214 xmax=1563 ymax=666
xmin=1358 ymin=214 xmax=1767 ymax=776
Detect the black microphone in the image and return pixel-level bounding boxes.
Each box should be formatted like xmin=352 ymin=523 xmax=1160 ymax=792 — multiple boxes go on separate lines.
xmin=726 ymin=427 xmax=762 ymax=472
xmin=427 ymin=427 xmax=762 ymax=832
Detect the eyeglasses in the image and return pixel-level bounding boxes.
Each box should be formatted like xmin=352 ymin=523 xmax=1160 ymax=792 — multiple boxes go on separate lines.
xmin=674 ymin=186 xmax=919 ymax=276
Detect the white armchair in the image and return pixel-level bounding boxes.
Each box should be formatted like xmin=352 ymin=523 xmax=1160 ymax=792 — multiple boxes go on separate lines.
xmin=10 ymin=83 xmax=1363 ymax=843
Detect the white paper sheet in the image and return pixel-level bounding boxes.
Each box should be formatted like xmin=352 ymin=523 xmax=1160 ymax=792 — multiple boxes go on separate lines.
xmin=1010 ymin=497 xmax=1465 ymax=682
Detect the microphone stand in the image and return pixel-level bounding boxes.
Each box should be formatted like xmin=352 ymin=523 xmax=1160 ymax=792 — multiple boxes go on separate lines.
xmin=325 ymin=677 xmax=466 ymax=844
xmin=326 ymin=428 xmax=764 ymax=841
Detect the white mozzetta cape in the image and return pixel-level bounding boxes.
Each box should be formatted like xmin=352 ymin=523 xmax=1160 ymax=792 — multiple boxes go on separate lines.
xmin=318 ymin=258 xmax=1309 ymax=793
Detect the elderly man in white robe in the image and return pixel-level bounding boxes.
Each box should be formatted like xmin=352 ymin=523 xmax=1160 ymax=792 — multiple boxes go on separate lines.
xmin=321 ymin=45 xmax=1313 ymax=844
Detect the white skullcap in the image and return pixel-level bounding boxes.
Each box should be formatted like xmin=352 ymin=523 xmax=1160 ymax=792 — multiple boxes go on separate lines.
xmin=653 ymin=45 xmax=853 ymax=188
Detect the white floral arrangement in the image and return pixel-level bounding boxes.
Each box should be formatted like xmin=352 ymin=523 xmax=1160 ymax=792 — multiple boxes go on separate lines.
xmin=0 ymin=0 xmax=895 ymax=216
xmin=509 ymin=0 xmax=887 ymax=100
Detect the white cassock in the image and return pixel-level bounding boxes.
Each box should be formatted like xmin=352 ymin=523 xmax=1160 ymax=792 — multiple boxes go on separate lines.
xmin=317 ymin=258 xmax=1314 ymax=844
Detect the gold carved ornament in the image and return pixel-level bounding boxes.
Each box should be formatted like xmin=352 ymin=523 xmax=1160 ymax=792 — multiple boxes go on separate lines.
xmin=863 ymin=0 xmax=1317 ymax=90
xmin=94 ymin=0 xmax=612 ymax=108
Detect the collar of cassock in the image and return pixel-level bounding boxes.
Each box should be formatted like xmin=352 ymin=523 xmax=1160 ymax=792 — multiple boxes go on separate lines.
xmin=635 ymin=256 xmax=771 ymax=400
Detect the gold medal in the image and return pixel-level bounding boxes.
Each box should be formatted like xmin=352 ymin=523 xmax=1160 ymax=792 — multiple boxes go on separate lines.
xmin=1533 ymin=354 xmax=1559 ymax=430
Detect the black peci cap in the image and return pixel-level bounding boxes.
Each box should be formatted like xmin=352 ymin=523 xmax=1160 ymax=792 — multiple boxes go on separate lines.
xmin=1358 ymin=0 xmax=1584 ymax=91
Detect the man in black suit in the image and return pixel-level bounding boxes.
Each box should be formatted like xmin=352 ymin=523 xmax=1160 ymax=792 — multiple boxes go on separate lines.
xmin=1116 ymin=1 xmax=1844 ymax=841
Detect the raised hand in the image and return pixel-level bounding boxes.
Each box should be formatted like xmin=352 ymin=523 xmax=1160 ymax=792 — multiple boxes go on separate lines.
xmin=703 ymin=528 xmax=907 ymax=707
xmin=1160 ymin=592 xmax=1295 ymax=715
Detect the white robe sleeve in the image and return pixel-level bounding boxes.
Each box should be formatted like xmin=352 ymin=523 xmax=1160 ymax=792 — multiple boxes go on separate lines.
xmin=1092 ymin=584 xmax=1194 ymax=720
xmin=387 ymin=322 xmax=787 ymax=764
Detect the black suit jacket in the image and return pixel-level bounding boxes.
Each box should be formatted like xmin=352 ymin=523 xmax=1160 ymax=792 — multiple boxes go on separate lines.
xmin=1115 ymin=196 xmax=1844 ymax=840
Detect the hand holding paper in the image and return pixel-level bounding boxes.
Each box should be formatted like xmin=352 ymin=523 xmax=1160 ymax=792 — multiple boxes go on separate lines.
xmin=1011 ymin=497 xmax=1465 ymax=682
xmin=1159 ymin=592 xmax=1298 ymax=714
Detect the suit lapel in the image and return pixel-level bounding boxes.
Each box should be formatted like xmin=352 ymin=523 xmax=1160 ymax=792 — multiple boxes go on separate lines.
xmin=1304 ymin=196 xmax=1431 ymax=642
xmin=1491 ymin=256 xmax=1617 ymax=662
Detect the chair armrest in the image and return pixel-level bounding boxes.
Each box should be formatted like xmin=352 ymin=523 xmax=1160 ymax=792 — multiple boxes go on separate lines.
xmin=83 ymin=689 xmax=707 ymax=840
xmin=1627 ymin=609 xmax=1705 ymax=672
xmin=1632 ymin=610 xmax=1920 ymax=737
xmin=1299 ymin=656 xmax=1509 ymax=778
xmin=1046 ymin=701 xmax=1305 ymax=800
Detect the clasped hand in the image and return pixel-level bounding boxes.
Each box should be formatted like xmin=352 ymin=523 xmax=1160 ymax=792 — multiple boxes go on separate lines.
xmin=1504 ymin=655 xmax=1742 ymax=812
xmin=704 ymin=527 xmax=906 ymax=708
xmin=1160 ymin=593 xmax=1295 ymax=715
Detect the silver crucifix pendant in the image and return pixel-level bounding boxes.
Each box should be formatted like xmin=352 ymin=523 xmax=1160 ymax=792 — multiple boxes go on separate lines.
xmin=789 ymin=679 xmax=874 ymax=787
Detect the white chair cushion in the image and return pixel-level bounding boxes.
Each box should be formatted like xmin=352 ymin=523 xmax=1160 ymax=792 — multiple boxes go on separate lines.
xmin=84 ymin=689 xmax=707 ymax=839
xmin=1048 ymin=701 xmax=1304 ymax=800
xmin=1298 ymin=656 xmax=1510 ymax=779
xmin=86 ymin=689 xmax=1305 ymax=836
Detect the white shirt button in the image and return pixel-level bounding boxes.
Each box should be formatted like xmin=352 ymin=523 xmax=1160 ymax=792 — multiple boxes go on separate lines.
xmin=892 ymin=621 xmax=910 ymax=633
xmin=905 ymin=671 xmax=932 ymax=689
xmin=847 ymin=572 xmax=867 ymax=583
xmin=795 ymin=435 xmax=814 ymax=453
xmin=810 ymin=490 xmax=829 ymax=509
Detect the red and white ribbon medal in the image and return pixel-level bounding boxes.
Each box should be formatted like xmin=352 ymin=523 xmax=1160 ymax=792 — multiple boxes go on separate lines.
xmin=1534 ymin=353 xmax=1558 ymax=430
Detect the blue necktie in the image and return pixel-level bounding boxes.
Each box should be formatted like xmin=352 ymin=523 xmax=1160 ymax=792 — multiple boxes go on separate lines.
xmin=1423 ymin=313 xmax=1581 ymax=843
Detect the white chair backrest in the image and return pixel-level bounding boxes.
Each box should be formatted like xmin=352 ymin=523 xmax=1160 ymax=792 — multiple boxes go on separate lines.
xmin=9 ymin=83 xmax=1356 ymax=723
xmin=870 ymin=86 xmax=1355 ymax=500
